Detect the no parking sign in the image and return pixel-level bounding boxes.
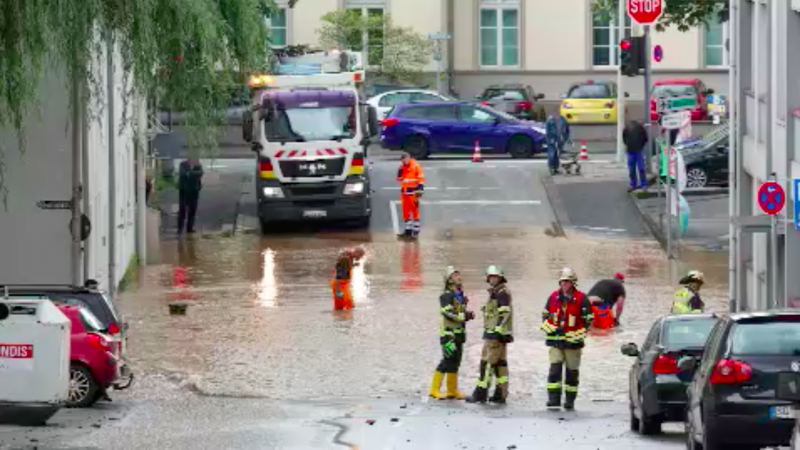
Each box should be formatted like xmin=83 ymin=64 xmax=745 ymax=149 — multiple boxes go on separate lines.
xmin=758 ymin=181 xmax=785 ymax=216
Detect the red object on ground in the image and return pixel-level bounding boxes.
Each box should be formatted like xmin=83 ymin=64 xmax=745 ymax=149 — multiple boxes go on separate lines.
xmin=331 ymin=279 xmax=354 ymax=310
xmin=592 ymin=305 xmax=615 ymax=329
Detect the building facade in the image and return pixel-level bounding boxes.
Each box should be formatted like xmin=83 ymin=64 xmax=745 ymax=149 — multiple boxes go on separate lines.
xmin=730 ymin=0 xmax=800 ymax=311
xmin=274 ymin=0 xmax=729 ymax=100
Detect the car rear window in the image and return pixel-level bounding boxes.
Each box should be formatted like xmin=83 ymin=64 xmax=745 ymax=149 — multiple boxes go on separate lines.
xmin=567 ymin=84 xmax=611 ymax=99
xmin=652 ymin=84 xmax=697 ymax=98
xmin=483 ymin=89 xmax=526 ymax=101
xmin=664 ymin=319 xmax=717 ymax=349
xmin=79 ymin=308 xmax=105 ymax=333
xmin=731 ymin=321 xmax=800 ymax=355
xmin=398 ymin=106 xmax=427 ymax=119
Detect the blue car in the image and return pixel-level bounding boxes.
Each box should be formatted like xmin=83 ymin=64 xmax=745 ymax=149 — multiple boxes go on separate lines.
xmin=379 ymin=101 xmax=546 ymax=159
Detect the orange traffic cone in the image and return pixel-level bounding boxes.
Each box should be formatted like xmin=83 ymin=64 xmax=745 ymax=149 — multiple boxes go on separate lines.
xmin=472 ymin=140 xmax=483 ymax=163
xmin=579 ymin=140 xmax=588 ymax=160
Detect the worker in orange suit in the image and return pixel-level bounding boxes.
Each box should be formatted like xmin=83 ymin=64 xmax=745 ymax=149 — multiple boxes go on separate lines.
xmin=397 ymin=152 xmax=426 ymax=238
xmin=331 ymin=247 xmax=365 ymax=310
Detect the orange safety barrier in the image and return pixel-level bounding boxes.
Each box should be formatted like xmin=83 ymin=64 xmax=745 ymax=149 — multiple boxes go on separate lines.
xmin=330 ymin=279 xmax=354 ymax=310
xmin=592 ymin=305 xmax=615 ymax=329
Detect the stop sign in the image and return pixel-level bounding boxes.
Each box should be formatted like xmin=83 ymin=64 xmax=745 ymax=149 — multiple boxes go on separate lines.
xmin=627 ymin=0 xmax=664 ymax=24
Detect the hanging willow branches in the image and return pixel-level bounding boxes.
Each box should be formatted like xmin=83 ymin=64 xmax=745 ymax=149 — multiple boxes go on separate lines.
xmin=0 ymin=0 xmax=278 ymax=201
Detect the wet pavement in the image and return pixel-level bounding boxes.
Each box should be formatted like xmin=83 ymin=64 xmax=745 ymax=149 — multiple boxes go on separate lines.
xmin=1 ymin=152 xmax=735 ymax=449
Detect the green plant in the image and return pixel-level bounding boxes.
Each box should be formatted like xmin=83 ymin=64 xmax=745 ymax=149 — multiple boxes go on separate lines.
xmin=378 ymin=17 xmax=432 ymax=85
xmin=0 ymin=0 xmax=281 ymax=205
xmin=592 ymin=0 xmax=728 ymax=32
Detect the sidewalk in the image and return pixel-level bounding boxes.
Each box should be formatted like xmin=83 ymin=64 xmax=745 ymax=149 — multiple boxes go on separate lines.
xmin=629 ymin=187 xmax=730 ymax=252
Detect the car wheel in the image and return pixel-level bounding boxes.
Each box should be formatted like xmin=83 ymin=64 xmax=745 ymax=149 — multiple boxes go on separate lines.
xmin=686 ymin=167 xmax=709 ymax=188
xmin=700 ymin=420 xmax=723 ymax=450
xmin=67 ymin=363 xmax=100 ymax=408
xmin=260 ymin=219 xmax=272 ymax=235
xmin=638 ymin=392 xmax=662 ymax=435
xmin=403 ymin=135 xmax=429 ymax=160
xmin=629 ymin=402 xmax=640 ymax=432
xmin=507 ymin=135 xmax=533 ymax=159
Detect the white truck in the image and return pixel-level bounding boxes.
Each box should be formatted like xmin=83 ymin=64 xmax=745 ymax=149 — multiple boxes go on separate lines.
xmin=242 ymin=51 xmax=379 ymax=233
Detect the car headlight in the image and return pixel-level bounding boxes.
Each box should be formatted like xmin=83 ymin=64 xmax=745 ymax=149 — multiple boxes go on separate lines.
xmin=344 ymin=182 xmax=365 ymax=195
xmin=262 ymin=187 xmax=284 ymax=198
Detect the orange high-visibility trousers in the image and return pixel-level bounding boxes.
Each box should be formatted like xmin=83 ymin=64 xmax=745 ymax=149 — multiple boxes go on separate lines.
xmin=401 ymin=195 xmax=420 ymax=233
xmin=330 ymin=279 xmax=354 ymax=310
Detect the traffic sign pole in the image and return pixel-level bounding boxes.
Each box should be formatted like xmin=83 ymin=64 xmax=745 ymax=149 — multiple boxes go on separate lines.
xmin=644 ymin=25 xmax=653 ymax=176
xmin=770 ymin=173 xmax=779 ymax=308
xmin=616 ymin=0 xmax=625 ymax=164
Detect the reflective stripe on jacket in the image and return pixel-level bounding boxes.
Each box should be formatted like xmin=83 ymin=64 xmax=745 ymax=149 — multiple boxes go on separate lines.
xmin=541 ymin=290 xmax=593 ymax=349
xmin=671 ymin=287 xmax=704 ymax=314
xmin=397 ymin=159 xmax=426 ymax=195
xmin=440 ymin=288 xmax=467 ymax=344
xmin=482 ymin=284 xmax=513 ymax=340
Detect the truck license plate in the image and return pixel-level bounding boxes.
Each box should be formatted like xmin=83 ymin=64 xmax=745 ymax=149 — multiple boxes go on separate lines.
xmin=771 ymin=405 xmax=793 ymax=419
xmin=303 ymin=210 xmax=327 ymax=218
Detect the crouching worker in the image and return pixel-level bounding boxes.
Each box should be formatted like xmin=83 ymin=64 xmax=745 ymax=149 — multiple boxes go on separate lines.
xmin=330 ymin=247 xmax=365 ymax=310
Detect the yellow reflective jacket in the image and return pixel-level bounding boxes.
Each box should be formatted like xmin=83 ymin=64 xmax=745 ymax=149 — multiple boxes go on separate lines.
xmin=671 ymin=286 xmax=704 ymax=314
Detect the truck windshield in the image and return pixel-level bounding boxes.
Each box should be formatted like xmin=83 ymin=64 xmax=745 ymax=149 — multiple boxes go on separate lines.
xmin=265 ymin=103 xmax=357 ymax=143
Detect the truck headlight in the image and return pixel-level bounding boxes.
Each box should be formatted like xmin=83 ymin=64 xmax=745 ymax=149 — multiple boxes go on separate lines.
xmin=262 ymin=187 xmax=284 ymax=198
xmin=344 ymin=182 xmax=365 ymax=195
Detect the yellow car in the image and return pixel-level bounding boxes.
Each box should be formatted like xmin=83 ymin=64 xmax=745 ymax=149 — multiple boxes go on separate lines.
xmin=559 ymin=80 xmax=628 ymax=124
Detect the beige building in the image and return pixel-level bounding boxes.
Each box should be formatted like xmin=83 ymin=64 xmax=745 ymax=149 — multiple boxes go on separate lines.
xmin=272 ymin=0 xmax=729 ymax=100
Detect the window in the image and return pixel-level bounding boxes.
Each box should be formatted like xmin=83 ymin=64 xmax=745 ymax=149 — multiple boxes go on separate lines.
xmin=399 ymin=106 xmax=428 ymax=119
xmin=479 ymin=0 xmax=520 ymax=67
xmin=266 ymin=8 xmax=288 ymax=48
xmin=409 ymin=92 xmax=445 ymax=102
xmin=567 ymin=83 xmax=613 ymax=99
xmin=663 ymin=319 xmax=717 ymax=349
xmin=423 ymin=105 xmax=458 ymax=121
xmin=79 ymin=308 xmax=105 ymax=333
xmin=592 ymin=14 xmax=631 ymax=66
xmin=704 ymin=15 xmax=728 ymax=67
xmin=379 ymin=92 xmax=414 ymax=107
xmin=652 ymin=84 xmax=698 ymax=98
xmin=460 ymin=106 xmax=496 ymax=123
xmin=731 ymin=321 xmax=800 ymax=355
xmin=482 ymin=88 xmax=526 ymax=101
xmin=346 ymin=1 xmax=385 ymax=66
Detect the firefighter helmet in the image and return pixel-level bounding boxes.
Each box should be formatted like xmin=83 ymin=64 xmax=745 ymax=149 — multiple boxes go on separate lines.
xmin=558 ymin=267 xmax=578 ymax=282
xmin=444 ymin=265 xmax=459 ymax=281
xmin=485 ymin=265 xmax=506 ymax=282
xmin=680 ymin=270 xmax=704 ymax=285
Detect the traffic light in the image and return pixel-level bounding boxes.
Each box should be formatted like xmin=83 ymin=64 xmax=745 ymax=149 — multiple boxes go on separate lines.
xmin=620 ymin=36 xmax=646 ymax=77
xmin=620 ymin=39 xmax=634 ymax=77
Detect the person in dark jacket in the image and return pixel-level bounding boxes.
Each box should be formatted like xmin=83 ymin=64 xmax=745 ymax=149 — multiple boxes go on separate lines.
xmin=178 ymin=158 xmax=204 ymax=234
xmin=622 ymin=120 xmax=648 ymax=190
xmin=545 ymin=114 xmax=571 ymax=175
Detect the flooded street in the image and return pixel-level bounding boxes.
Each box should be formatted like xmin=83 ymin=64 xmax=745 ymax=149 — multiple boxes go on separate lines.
xmin=121 ymin=228 xmax=728 ymax=404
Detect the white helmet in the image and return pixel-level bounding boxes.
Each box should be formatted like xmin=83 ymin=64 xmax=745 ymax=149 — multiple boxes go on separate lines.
xmin=486 ymin=265 xmax=505 ymax=282
xmin=680 ymin=270 xmax=705 ymax=285
xmin=444 ymin=265 xmax=459 ymax=281
xmin=558 ymin=267 xmax=578 ymax=282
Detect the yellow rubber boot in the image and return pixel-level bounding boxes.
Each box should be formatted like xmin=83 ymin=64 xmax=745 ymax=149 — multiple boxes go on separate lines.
xmin=445 ymin=373 xmax=466 ymax=400
xmin=429 ymin=372 xmax=445 ymax=399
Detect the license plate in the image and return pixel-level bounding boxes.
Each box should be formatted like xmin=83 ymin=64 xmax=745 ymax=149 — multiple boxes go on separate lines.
xmin=303 ymin=210 xmax=327 ymax=218
xmin=770 ymin=405 xmax=793 ymax=419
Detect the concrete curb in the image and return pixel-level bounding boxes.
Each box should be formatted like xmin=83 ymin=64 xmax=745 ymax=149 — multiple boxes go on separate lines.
xmin=541 ymin=175 xmax=570 ymax=238
xmin=627 ymin=191 xmax=669 ymax=253
xmin=632 ymin=187 xmax=728 ymax=200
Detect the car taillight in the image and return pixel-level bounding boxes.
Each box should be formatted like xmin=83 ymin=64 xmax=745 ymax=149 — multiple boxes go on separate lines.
xmin=652 ymin=355 xmax=679 ymax=374
xmin=519 ymin=101 xmax=532 ymax=110
xmin=107 ymin=323 xmax=120 ymax=335
xmin=480 ymin=101 xmax=491 ymax=106
xmin=710 ymin=359 xmax=752 ymax=384
xmin=605 ymin=101 xmax=615 ymax=108
xmin=381 ymin=118 xmax=399 ymax=127
xmin=259 ymin=159 xmax=273 ymax=172
xmin=88 ymin=333 xmax=108 ymax=351
xmin=650 ymin=99 xmax=656 ymax=110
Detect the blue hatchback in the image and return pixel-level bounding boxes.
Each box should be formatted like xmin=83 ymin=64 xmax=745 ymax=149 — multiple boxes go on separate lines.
xmin=379 ymin=101 xmax=546 ymax=159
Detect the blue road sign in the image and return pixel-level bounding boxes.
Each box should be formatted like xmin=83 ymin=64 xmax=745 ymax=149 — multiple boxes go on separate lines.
xmin=653 ymin=45 xmax=663 ymax=62
xmin=794 ymin=179 xmax=800 ymax=230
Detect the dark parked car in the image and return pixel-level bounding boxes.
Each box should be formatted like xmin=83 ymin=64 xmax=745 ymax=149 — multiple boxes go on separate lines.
xmin=622 ymin=314 xmax=719 ymax=435
xmin=476 ymin=84 xmax=544 ymax=120
xmin=776 ymin=371 xmax=800 ymax=449
xmin=656 ymin=123 xmax=730 ymax=188
xmin=379 ymin=102 xmax=546 ymax=159
xmin=682 ymin=310 xmax=800 ymax=450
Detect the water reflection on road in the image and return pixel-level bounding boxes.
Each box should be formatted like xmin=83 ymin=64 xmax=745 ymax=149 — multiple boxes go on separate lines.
xmin=120 ymin=228 xmax=727 ymax=404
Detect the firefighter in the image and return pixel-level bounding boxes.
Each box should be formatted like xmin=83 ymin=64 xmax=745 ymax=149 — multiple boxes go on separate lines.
xmin=430 ymin=266 xmax=475 ymax=400
xmin=330 ymin=247 xmax=365 ymax=310
xmin=541 ymin=267 xmax=593 ymax=410
xmin=397 ymin=152 xmax=425 ymax=238
xmin=466 ymin=265 xmax=513 ymax=405
xmin=671 ymin=270 xmax=705 ymax=314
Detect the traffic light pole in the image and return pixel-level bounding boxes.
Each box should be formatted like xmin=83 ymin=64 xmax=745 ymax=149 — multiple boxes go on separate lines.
xmin=616 ymin=0 xmax=625 ymax=164
xmin=643 ymin=25 xmax=653 ymax=176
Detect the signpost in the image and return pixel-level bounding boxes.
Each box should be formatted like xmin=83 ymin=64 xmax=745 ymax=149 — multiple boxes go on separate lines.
xmin=794 ymin=179 xmax=800 ymax=230
xmin=758 ymin=177 xmax=785 ymax=308
xmin=427 ymin=33 xmax=451 ymax=95
xmin=656 ymin=95 xmax=697 ymax=114
xmin=36 ymin=200 xmax=73 ymax=210
xmin=626 ymin=0 xmax=664 ymax=24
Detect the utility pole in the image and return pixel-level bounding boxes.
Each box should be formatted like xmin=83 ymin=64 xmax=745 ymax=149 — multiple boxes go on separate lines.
xmin=643 ymin=25 xmax=653 ymax=174
xmin=616 ymin=0 xmax=626 ymax=163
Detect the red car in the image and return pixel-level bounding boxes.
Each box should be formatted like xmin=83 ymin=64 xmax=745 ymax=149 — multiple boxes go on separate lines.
xmin=59 ymin=304 xmax=124 ymax=407
xmin=649 ymin=78 xmax=714 ymax=122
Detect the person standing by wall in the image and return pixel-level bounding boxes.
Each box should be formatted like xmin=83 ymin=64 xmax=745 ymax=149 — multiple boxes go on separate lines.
xmin=623 ymin=120 xmax=648 ymax=191
xmin=178 ymin=158 xmax=203 ymax=234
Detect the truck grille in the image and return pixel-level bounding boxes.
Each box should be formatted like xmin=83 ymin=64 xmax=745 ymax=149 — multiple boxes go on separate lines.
xmin=288 ymin=185 xmax=338 ymax=197
xmin=279 ymin=158 xmax=345 ymax=178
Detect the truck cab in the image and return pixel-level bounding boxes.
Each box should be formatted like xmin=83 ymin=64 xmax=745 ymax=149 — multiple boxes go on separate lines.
xmin=243 ymin=51 xmax=379 ymax=233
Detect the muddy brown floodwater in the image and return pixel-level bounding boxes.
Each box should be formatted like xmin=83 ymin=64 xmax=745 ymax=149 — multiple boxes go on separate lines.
xmin=120 ymin=227 xmax=728 ymax=405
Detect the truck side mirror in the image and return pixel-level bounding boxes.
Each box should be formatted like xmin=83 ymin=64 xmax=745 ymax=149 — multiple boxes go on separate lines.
xmin=777 ymin=372 xmax=800 ymax=402
xmin=242 ymin=110 xmax=253 ymax=143
xmin=536 ymin=93 xmax=545 ymax=100
xmin=367 ymin=105 xmax=380 ymax=138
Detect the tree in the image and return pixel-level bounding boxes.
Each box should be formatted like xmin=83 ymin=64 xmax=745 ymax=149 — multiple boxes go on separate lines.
xmin=317 ymin=12 xmax=432 ymax=85
xmin=592 ymin=0 xmax=728 ymax=32
xmin=0 ymin=0 xmax=281 ymax=201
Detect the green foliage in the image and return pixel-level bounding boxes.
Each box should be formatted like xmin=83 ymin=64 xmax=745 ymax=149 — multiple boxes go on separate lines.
xmin=317 ymin=12 xmax=432 ymax=85
xmin=592 ymin=0 xmax=728 ymax=32
xmin=0 ymin=0 xmax=279 ymax=202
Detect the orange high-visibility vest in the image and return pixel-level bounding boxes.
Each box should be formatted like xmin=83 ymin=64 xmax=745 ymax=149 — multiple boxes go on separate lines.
xmin=397 ymin=159 xmax=426 ymax=195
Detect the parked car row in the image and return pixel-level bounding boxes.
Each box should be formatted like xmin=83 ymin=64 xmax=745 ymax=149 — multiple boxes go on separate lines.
xmin=3 ymin=284 xmax=133 ymax=408
xmin=622 ymin=310 xmax=800 ymax=449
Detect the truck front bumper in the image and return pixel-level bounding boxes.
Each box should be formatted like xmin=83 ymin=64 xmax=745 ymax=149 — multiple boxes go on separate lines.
xmin=257 ymin=179 xmax=371 ymax=223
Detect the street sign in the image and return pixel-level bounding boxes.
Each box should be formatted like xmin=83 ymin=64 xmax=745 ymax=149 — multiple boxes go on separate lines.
xmin=758 ymin=181 xmax=786 ymax=216
xmin=794 ymin=179 xmax=800 ymax=230
xmin=427 ymin=33 xmax=451 ymax=40
xmin=627 ymin=0 xmax=664 ymax=25
xmin=656 ymin=95 xmax=697 ymax=113
xmin=653 ymin=45 xmax=663 ymax=62
xmin=661 ymin=112 xmax=682 ymax=129
xmin=36 ymin=200 xmax=73 ymax=210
